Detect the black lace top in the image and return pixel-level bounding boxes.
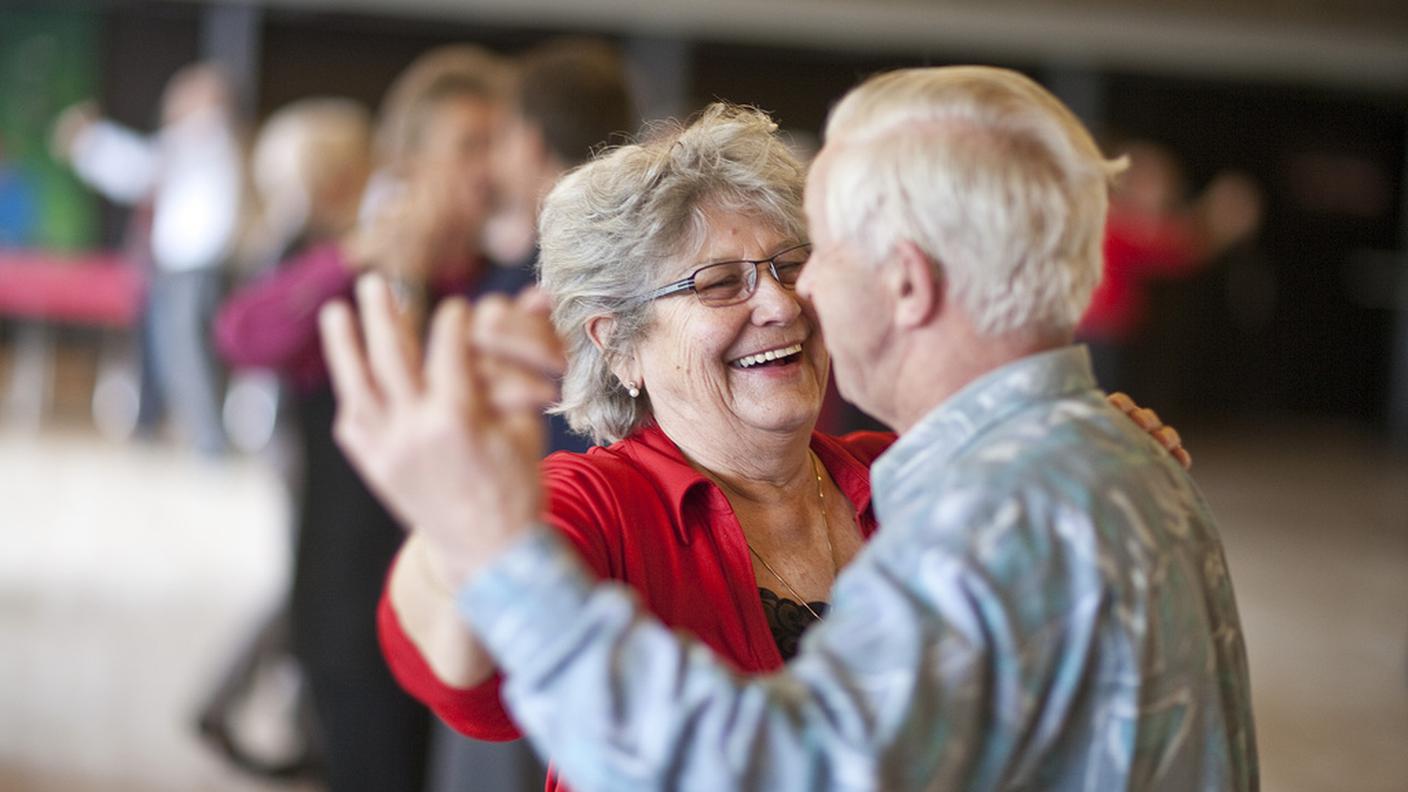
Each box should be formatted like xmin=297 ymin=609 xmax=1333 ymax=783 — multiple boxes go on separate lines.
xmin=758 ymin=587 xmax=829 ymax=661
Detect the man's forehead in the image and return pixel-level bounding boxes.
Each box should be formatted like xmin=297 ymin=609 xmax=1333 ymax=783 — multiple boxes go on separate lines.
xmin=804 ymin=141 xmax=853 ymax=192
xmin=802 ymin=153 xmax=827 ymax=203
xmin=802 ymin=149 xmax=836 ymax=240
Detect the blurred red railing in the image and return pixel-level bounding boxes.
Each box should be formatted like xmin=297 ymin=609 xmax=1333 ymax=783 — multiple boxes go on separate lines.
xmin=0 ymin=250 xmax=144 ymax=327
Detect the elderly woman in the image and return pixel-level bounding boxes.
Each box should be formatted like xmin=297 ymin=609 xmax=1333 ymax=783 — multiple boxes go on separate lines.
xmin=350 ymin=103 xmax=1186 ymax=792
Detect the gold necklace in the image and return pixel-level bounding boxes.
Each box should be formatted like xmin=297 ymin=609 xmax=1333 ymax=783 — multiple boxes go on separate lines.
xmin=744 ymin=451 xmax=833 ymax=623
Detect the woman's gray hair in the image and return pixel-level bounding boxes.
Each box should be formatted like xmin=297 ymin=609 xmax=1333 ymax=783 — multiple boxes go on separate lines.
xmin=538 ymin=102 xmax=808 ymax=445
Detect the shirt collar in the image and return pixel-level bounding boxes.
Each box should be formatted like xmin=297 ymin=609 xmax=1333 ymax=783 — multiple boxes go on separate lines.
xmin=870 ymin=344 xmax=1096 ymax=523
xmin=619 ymin=423 xmax=877 ymax=544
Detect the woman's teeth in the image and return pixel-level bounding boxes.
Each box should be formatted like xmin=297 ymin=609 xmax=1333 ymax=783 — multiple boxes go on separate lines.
xmin=733 ymin=343 xmax=803 ymax=369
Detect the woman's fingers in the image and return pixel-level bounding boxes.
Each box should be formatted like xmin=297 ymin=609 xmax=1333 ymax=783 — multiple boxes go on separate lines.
xmin=1106 ymin=391 xmax=1137 ymax=415
xmin=425 ymin=297 xmax=481 ymax=415
xmin=480 ymin=358 xmax=562 ymax=414
xmin=514 ymin=286 xmax=554 ymax=315
xmin=1154 ymin=426 xmax=1193 ymax=470
xmin=1153 ymin=424 xmax=1181 ymax=450
xmin=327 ymin=285 xmax=560 ymax=445
xmin=1108 ymin=392 xmax=1161 ymax=432
xmin=1107 ymin=391 xmax=1192 ymax=470
xmin=1129 ymin=407 xmax=1161 ymax=433
xmin=471 ymin=294 xmax=567 ymax=379
xmin=356 ymin=274 xmax=421 ymax=403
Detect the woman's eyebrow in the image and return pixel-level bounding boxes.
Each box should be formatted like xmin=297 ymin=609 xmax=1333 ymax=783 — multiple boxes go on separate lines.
xmin=694 ymin=242 xmax=802 ymax=266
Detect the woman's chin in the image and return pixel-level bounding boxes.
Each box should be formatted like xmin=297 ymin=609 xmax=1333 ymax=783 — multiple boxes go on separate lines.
xmin=735 ymin=399 xmax=821 ymax=438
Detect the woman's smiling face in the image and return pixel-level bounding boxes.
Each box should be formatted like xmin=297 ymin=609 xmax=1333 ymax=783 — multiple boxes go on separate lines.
xmin=629 ymin=208 xmax=829 ymax=443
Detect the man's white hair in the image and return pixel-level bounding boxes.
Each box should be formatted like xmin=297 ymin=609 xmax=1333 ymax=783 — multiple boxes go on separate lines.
xmin=819 ymin=66 xmax=1125 ymax=337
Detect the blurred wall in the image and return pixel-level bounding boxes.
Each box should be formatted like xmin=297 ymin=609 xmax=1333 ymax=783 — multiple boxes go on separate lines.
xmin=0 ymin=7 xmax=100 ymax=249
xmin=14 ymin=0 xmax=1408 ymax=431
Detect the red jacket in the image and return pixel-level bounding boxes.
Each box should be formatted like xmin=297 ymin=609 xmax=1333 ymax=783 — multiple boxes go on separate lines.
xmin=378 ymin=423 xmax=894 ymax=790
xmin=1080 ymin=209 xmax=1200 ymax=341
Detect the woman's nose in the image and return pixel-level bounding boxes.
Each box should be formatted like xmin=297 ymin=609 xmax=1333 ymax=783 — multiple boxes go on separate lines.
xmin=748 ymin=266 xmax=802 ymax=324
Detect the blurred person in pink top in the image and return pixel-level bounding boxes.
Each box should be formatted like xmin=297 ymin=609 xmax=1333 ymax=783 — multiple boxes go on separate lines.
xmin=215 ymin=46 xmax=511 ymax=792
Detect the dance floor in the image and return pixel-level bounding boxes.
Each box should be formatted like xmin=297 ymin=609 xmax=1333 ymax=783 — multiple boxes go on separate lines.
xmin=1 ymin=410 xmax=1405 ymax=791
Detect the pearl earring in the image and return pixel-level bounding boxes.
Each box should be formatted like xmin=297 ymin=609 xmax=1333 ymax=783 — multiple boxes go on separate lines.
xmin=625 ymin=382 xmax=640 ymax=399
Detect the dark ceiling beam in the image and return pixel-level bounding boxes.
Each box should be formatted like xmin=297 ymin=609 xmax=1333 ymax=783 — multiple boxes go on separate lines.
xmin=194 ymin=0 xmax=1408 ymax=92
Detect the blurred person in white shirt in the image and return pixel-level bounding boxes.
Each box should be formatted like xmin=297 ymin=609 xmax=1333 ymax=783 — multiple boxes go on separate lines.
xmin=53 ymin=62 xmax=244 ymax=455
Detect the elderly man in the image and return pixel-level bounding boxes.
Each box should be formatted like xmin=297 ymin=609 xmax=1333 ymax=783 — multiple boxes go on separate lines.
xmin=321 ymin=66 xmax=1256 ymax=790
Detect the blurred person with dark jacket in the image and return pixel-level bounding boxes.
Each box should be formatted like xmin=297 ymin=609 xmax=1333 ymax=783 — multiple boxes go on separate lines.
xmin=481 ymin=37 xmax=635 ymax=456
xmin=198 ymin=96 xmax=374 ymax=781
xmin=53 ymin=63 xmax=243 ymax=455
xmin=216 ymin=46 xmax=509 ymax=792
xmin=483 ymin=38 xmax=634 ymax=271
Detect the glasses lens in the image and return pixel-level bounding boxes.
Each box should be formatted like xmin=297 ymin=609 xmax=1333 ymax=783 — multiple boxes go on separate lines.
xmin=693 ymin=261 xmax=752 ymax=305
xmin=771 ymin=244 xmax=811 ymax=286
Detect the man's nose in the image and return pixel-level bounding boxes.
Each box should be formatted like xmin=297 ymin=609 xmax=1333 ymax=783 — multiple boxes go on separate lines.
xmin=795 ymin=263 xmax=813 ymax=299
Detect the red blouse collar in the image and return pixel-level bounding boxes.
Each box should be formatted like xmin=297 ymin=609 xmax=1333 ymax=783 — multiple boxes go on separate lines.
xmin=612 ymin=423 xmax=877 ymax=545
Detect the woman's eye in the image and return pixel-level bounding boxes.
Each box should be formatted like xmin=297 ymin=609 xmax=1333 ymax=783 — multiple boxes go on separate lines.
xmin=698 ymin=274 xmax=743 ymax=293
xmin=775 ymin=262 xmax=804 ymax=281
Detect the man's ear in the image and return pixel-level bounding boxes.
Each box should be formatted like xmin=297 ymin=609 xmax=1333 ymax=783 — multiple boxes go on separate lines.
xmin=889 ymin=240 xmax=942 ymax=329
xmin=585 ymin=313 xmax=641 ymax=386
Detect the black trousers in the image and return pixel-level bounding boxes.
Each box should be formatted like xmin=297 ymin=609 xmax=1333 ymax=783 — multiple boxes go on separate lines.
xmin=291 ymin=388 xmax=431 ymax=792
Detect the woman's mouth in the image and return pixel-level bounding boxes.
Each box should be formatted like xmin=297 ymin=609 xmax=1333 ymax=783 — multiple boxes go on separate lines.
xmin=728 ymin=342 xmax=804 ymax=370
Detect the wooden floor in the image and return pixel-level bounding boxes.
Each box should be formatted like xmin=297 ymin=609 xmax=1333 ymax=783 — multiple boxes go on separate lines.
xmin=1 ymin=416 xmax=1405 ymax=792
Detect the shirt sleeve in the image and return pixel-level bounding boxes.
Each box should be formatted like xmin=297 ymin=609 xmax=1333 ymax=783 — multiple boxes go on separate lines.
xmin=374 ymin=453 xmax=621 ymax=742
xmin=68 ymin=120 xmax=158 ymax=205
xmin=459 ymin=512 xmax=1006 ymax=792
xmin=148 ymin=116 xmax=243 ymax=272
xmin=214 ymin=243 xmax=356 ymax=371
xmin=376 ymin=572 xmax=524 ymax=741
xmin=458 ymin=465 xmax=1123 ymax=792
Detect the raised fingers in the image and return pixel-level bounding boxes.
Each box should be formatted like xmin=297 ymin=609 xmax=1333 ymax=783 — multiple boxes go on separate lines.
xmin=471 ymin=294 xmax=567 ymax=380
xmin=356 ymin=274 xmax=422 ymax=403
xmin=514 ymin=285 xmax=554 ymax=315
xmin=319 ymin=300 xmax=382 ymax=443
xmin=481 ymin=361 xmax=562 ymax=414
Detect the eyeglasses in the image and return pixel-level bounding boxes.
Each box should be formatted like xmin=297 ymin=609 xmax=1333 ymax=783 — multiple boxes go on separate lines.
xmin=644 ymin=243 xmax=812 ymax=307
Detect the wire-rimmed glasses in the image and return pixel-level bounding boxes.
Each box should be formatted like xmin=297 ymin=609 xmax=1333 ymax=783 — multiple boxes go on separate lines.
xmin=644 ymin=243 xmax=812 ymax=307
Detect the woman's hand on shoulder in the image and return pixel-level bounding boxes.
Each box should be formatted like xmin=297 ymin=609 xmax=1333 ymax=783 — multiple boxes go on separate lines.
xmin=1106 ymin=392 xmax=1192 ymax=470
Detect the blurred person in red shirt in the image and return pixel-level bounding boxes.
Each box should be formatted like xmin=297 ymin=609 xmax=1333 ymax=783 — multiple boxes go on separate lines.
xmin=1079 ymin=139 xmax=1262 ymax=392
